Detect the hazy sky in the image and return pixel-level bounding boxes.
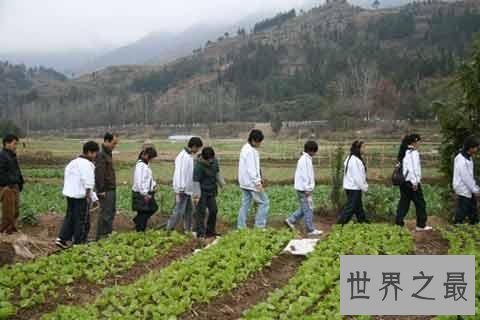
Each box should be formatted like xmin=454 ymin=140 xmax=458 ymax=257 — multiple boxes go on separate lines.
xmin=0 ymin=0 xmax=309 ymax=53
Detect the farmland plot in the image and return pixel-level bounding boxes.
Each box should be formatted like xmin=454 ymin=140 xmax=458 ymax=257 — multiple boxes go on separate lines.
xmin=243 ymin=224 xmax=414 ymax=319
xmin=0 ymin=231 xmax=187 ymax=318
xmin=41 ymin=229 xmax=293 ymax=320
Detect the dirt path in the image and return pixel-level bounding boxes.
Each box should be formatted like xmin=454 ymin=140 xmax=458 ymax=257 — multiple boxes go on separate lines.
xmin=374 ymin=218 xmax=449 ymax=320
xmin=181 ymin=254 xmax=304 ymax=320
xmin=13 ymin=239 xmax=203 ymax=320
xmin=180 ymin=215 xmax=337 ymax=320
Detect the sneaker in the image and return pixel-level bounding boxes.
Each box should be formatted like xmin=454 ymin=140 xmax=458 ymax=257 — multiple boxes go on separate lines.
xmin=284 ymin=219 xmax=296 ymax=231
xmin=307 ymin=229 xmax=324 ymax=236
xmin=55 ymin=238 xmax=69 ymax=249
xmin=416 ymin=226 xmax=433 ymax=232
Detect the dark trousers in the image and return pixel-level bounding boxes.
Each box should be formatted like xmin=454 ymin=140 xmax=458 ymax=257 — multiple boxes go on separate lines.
xmin=337 ymin=190 xmax=368 ymax=225
xmin=0 ymin=186 xmax=20 ymax=234
xmin=196 ymin=194 xmax=218 ymax=237
xmin=133 ymin=210 xmax=156 ymax=232
xmin=454 ymin=195 xmax=478 ymax=225
xmin=96 ymin=190 xmax=116 ymax=240
xmin=395 ymin=183 xmax=427 ymax=228
xmin=59 ymin=197 xmax=90 ymax=244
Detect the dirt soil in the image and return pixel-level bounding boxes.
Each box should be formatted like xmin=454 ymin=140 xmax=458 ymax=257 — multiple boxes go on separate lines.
xmin=13 ymin=239 xmax=203 ymax=320
xmin=2 ymin=210 xmax=453 ymax=320
xmin=182 ymin=254 xmax=304 ymax=320
xmin=374 ymin=217 xmax=449 ymax=320
xmin=181 ymin=215 xmax=336 ymax=320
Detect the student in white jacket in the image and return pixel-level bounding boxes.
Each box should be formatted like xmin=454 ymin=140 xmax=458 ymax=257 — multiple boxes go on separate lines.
xmin=132 ymin=147 xmax=158 ymax=232
xmin=453 ymin=136 xmax=480 ymax=224
xmin=284 ymin=141 xmax=323 ymax=236
xmin=56 ymin=141 xmax=99 ymax=249
xmin=237 ymin=129 xmax=269 ymax=229
xmin=395 ymin=134 xmax=432 ymax=231
xmin=337 ymin=140 xmax=369 ymax=225
xmin=166 ymin=137 xmax=203 ymax=232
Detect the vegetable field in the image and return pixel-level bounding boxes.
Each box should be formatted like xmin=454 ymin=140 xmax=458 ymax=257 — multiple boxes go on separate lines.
xmin=0 ymin=231 xmax=187 ymax=318
xmin=18 ymin=183 xmax=448 ymax=225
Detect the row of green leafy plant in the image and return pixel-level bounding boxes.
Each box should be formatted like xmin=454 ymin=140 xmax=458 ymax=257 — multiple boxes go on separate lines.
xmin=434 ymin=225 xmax=480 ymax=319
xmin=41 ymin=229 xmax=293 ymax=319
xmin=243 ymin=224 xmax=414 ymax=319
xmin=17 ymin=183 xmax=448 ymax=225
xmin=0 ymin=231 xmax=187 ymax=318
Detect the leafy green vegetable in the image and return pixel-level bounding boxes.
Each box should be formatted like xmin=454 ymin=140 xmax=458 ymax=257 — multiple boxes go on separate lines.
xmin=243 ymin=224 xmax=414 ymax=319
xmin=0 ymin=231 xmax=187 ymax=313
xmin=42 ymin=229 xmax=293 ymax=320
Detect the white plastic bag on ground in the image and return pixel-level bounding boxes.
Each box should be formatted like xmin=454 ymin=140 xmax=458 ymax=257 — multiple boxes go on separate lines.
xmin=283 ymin=238 xmax=320 ymax=256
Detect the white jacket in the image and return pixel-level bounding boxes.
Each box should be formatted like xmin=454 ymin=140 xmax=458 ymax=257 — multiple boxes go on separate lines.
xmin=294 ymin=152 xmax=315 ymax=192
xmin=172 ymin=148 xmax=194 ymax=195
xmin=343 ymin=155 xmax=368 ymax=192
xmin=453 ymin=152 xmax=480 ymax=198
xmin=238 ymin=143 xmax=262 ymax=191
xmin=63 ymin=157 xmax=96 ymax=199
xmin=403 ymin=149 xmax=422 ymax=186
xmin=132 ymin=160 xmax=157 ymax=196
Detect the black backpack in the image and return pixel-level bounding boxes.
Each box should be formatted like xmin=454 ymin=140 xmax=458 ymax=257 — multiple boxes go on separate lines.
xmin=391 ymin=162 xmax=406 ymax=186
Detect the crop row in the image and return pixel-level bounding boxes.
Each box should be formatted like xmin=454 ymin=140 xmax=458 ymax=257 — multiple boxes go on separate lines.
xmin=40 ymin=229 xmax=292 ymax=319
xmin=0 ymin=231 xmax=187 ymax=318
xmin=242 ymin=224 xmax=414 ymax=319
xmin=20 ymin=183 xmax=447 ymax=224
xmin=434 ymin=225 xmax=480 ymax=319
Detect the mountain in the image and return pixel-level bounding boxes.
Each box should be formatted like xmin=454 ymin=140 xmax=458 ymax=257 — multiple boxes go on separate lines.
xmin=79 ymin=10 xmax=281 ymax=74
xmin=78 ymin=32 xmax=175 ymax=73
xmin=2 ymin=0 xmax=480 ymax=132
xmin=0 ymin=48 xmax=112 ymax=77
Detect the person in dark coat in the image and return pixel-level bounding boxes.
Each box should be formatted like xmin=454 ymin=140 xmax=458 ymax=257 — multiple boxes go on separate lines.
xmin=192 ymin=147 xmax=222 ymax=238
xmin=95 ymin=133 xmax=119 ymax=240
xmin=0 ymin=134 xmax=24 ymax=234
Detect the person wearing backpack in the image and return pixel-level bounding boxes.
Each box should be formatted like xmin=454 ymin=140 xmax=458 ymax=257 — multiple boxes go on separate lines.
xmin=395 ymin=134 xmax=432 ymax=231
xmin=337 ymin=140 xmax=369 ymax=225
xmin=453 ymin=136 xmax=480 ymax=225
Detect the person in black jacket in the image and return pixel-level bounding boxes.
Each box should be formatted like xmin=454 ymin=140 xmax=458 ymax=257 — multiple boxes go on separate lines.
xmin=0 ymin=134 xmax=24 ymax=234
xmin=95 ymin=133 xmax=119 ymax=240
xmin=192 ymin=147 xmax=222 ymax=238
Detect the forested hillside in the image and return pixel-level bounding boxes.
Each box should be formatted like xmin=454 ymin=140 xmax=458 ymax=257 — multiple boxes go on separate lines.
xmin=1 ymin=0 xmax=480 ymax=131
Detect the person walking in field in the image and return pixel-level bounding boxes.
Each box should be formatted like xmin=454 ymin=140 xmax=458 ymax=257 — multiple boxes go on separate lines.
xmin=237 ymin=129 xmax=270 ymax=229
xmin=453 ymin=136 xmax=480 ymax=225
xmin=55 ymin=141 xmax=100 ymax=249
xmin=337 ymin=140 xmax=369 ymax=225
xmin=166 ymin=137 xmax=203 ymax=233
xmin=132 ymin=147 xmax=159 ymax=232
xmin=192 ymin=147 xmax=224 ymax=238
xmin=395 ymin=134 xmax=432 ymax=231
xmin=284 ymin=141 xmax=323 ymax=235
xmin=0 ymin=134 xmax=24 ymax=234
xmin=95 ymin=132 xmax=119 ymax=240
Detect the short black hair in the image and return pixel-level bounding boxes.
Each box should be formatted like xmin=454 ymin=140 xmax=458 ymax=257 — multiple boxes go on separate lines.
xmin=2 ymin=134 xmax=19 ymax=146
xmin=188 ymin=137 xmax=203 ymax=148
xmin=104 ymin=132 xmax=117 ymax=142
xmin=248 ymin=129 xmax=264 ymax=143
xmin=463 ymin=135 xmax=480 ymax=152
xmin=304 ymin=141 xmax=318 ymax=153
xmin=83 ymin=141 xmax=100 ymax=154
xmin=201 ymin=147 xmax=215 ymax=160
xmin=143 ymin=147 xmax=158 ymax=159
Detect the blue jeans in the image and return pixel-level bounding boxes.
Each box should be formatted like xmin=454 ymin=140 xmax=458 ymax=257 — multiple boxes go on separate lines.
xmin=166 ymin=193 xmax=193 ymax=232
xmin=287 ymin=191 xmax=315 ymax=233
xmin=237 ymin=189 xmax=270 ymax=229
